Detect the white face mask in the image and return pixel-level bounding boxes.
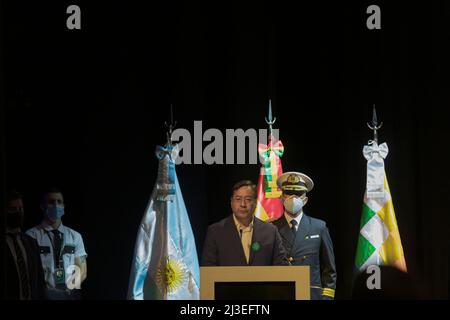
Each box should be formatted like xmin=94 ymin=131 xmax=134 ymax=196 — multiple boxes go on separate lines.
xmin=283 ymin=196 xmax=304 ymax=215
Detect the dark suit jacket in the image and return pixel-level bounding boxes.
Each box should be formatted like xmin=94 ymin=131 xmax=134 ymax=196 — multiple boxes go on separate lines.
xmin=201 ymin=215 xmax=288 ymax=266
xmin=5 ymin=233 xmax=47 ymax=300
xmin=272 ymin=214 xmax=337 ymax=300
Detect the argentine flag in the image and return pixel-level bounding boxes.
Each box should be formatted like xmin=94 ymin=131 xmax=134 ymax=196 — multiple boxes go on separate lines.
xmin=128 ymin=144 xmax=200 ymax=299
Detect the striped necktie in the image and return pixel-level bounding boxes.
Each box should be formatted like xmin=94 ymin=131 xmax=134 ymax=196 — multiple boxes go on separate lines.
xmin=9 ymin=234 xmax=31 ymax=299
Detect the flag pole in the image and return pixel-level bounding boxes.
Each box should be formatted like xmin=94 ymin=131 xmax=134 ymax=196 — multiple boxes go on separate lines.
xmin=265 ymin=99 xmax=276 ymax=137
xmin=164 ymin=104 xmax=177 ymax=147
xmin=367 ymin=104 xmax=383 ymax=144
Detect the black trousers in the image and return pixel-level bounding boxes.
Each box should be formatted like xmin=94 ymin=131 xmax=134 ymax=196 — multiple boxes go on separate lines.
xmin=46 ymin=288 xmax=82 ymax=300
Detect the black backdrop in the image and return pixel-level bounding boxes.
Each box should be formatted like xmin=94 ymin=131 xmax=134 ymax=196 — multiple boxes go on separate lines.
xmin=1 ymin=0 xmax=450 ymax=299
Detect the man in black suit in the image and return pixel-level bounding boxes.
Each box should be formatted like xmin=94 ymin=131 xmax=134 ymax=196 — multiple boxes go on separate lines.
xmin=201 ymin=180 xmax=287 ymax=266
xmin=4 ymin=190 xmax=46 ymax=300
xmin=271 ymin=172 xmax=337 ymax=300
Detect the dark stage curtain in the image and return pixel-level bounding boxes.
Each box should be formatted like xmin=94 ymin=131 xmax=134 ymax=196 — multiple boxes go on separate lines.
xmin=1 ymin=1 xmax=449 ymax=299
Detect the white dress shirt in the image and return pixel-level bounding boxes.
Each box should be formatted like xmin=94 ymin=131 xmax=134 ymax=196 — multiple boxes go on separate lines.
xmin=284 ymin=211 xmax=303 ymax=231
xmin=26 ymin=222 xmax=87 ymax=289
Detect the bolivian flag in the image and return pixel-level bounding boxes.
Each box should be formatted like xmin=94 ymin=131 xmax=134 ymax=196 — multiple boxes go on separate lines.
xmin=254 ymin=134 xmax=284 ymax=221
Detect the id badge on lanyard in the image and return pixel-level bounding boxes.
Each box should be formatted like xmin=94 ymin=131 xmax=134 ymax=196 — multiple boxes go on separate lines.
xmin=55 ymin=266 xmax=65 ymax=285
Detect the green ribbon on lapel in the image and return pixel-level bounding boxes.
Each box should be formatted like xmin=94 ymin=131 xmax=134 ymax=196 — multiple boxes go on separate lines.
xmin=251 ymin=242 xmax=261 ymax=252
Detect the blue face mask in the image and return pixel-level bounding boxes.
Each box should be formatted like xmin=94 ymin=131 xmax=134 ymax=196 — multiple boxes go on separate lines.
xmin=45 ymin=205 xmax=65 ymax=221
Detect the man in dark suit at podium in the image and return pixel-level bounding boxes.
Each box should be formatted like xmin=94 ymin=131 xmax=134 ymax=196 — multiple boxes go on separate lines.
xmin=201 ymin=180 xmax=288 ymax=266
xmin=271 ymin=172 xmax=337 ymax=300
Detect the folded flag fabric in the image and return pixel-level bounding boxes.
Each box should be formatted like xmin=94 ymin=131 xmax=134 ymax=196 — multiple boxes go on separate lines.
xmin=128 ymin=144 xmax=200 ymax=299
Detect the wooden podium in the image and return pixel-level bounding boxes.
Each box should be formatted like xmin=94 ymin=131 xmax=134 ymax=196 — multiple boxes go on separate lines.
xmin=200 ymin=266 xmax=310 ymax=300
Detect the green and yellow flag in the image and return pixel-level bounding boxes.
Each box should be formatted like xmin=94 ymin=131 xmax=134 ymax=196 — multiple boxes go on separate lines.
xmin=355 ymin=141 xmax=407 ymax=272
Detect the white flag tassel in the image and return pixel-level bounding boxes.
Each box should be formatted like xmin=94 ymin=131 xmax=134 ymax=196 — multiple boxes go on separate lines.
xmin=363 ymin=141 xmax=389 ymax=199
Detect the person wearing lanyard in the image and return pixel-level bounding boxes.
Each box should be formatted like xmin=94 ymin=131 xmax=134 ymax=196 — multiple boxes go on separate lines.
xmin=26 ymin=187 xmax=87 ymax=300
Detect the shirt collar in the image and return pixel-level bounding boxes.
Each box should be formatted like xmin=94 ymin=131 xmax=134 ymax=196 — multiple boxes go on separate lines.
xmin=232 ymin=214 xmax=254 ymax=232
xmin=284 ymin=211 xmax=303 ymax=227
xmin=41 ymin=220 xmax=64 ymax=233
